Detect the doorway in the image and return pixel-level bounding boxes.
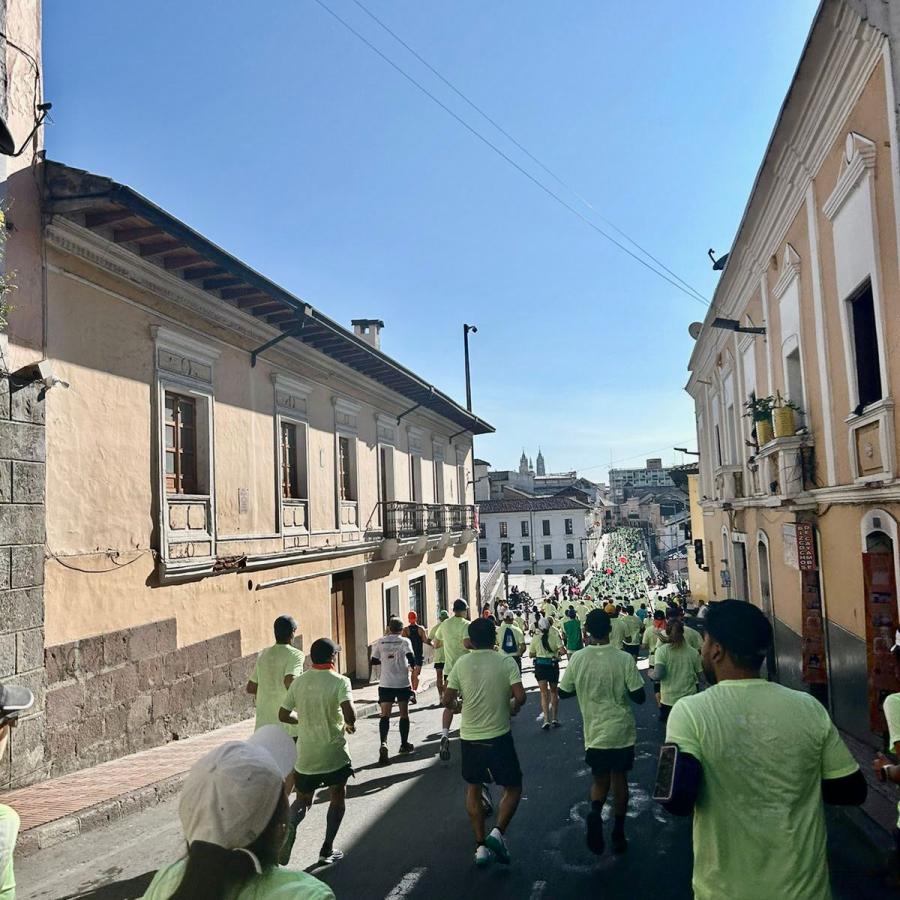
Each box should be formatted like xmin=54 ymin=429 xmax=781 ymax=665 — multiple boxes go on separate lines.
xmin=757 ymin=538 xmax=777 ymax=681
xmin=331 ymin=571 xmax=356 ymax=677
xmin=732 ymin=541 xmax=749 ymax=603
xmin=409 ymin=575 xmax=427 ymax=627
xmin=383 ymin=583 xmax=400 ymax=631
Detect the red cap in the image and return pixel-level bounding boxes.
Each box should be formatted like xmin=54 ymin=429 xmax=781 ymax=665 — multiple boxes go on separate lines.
xmin=408 ymin=611 xmax=417 ymax=623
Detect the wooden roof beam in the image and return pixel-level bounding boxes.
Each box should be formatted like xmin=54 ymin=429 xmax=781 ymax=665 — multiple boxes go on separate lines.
xmin=140 ymin=239 xmax=184 ymax=258
xmin=164 ymin=252 xmax=206 ymax=270
xmin=235 ymin=294 xmax=272 ymax=308
xmin=222 ymin=286 xmax=263 ymax=300
xmin=84 ymin=209 xmax=134 ymax=228
xmin=182 ymin=265 xmax=224 ymax=281
xmin=203 ymin=276 xmax=243 ymax=290
xmin=114 ymin=226 xmax=164 ymax=243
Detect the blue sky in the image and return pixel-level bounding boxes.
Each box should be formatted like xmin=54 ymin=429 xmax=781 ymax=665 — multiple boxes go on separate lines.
xmin=44 ymin=0 xmax=819 ymax=482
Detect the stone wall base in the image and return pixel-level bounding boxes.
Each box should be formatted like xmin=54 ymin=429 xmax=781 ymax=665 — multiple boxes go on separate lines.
xmin=44 ymin=618 xmax=256 ymax=777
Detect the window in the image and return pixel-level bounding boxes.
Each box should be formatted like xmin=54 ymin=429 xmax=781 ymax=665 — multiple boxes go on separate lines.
xmin=164 ymin=392 xmax=198 ymax=494
xmin=566 ymin=543 xmax=575 ymax=559
xmin=544 ymin=568 xmax=553 ymax=575
xmin=544 ymin=544 xmax=552 ymax=560
xmin=784 ymin=345 xmax=805 ymax=425
xmin=479 ymin=522 xmax=486 ymax=539
xmin=409 ymin=455 xmax=422 ymax=502
xmin=849 ymin=279 xmax=882 ymax=409
xmin=280 ymin=421 xmax=307 ymax=500
xmin=338 ymin=436 xmax=356 ymax=501
xmin=409 ymin=576 xmax=426 ymax=627
xmin=521 ymin=520 xmax=529 ymax=537
xmin=499 ymin=521 xmax=508 ymax=538
xmin=522 ymin=545 xmax=531 ymax=561
xmin=433 ymin=458 xmax=444 ymax=504
xmin=564 ymin=518 xmax=573 ymax=535
xmin=379 ymin=446 xmax=394 ymax=505
xmin=436 ymin=568 xmax=448 ymax=611
xmin=458 ymin=561 xmax=469 ymax=601
xmin=479 ymin=546 xmax=488 ymax=563
xmin=542 ymin=520 xmax=551 ymax=536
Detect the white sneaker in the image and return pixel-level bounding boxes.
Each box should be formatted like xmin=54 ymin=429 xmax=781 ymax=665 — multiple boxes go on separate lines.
xmin=475 ymin=845 xmax=493 ymax=867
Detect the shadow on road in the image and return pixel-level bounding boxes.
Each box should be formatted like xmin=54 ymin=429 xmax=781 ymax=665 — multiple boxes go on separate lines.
xmin=58 ymin=871 xmax=156 ymax=900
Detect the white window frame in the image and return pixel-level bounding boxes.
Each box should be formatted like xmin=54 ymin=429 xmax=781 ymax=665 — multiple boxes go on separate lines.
xmin=333 ymin=396 xmax=361 ymax=529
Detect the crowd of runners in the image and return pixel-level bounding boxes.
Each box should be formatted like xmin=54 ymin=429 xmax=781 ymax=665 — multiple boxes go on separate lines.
xmin=28 ymin=526 xmax=872 ymax=897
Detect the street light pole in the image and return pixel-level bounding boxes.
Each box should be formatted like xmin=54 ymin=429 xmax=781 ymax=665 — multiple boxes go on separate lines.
xmin=463 ymin=323 xmax=477 ymax=412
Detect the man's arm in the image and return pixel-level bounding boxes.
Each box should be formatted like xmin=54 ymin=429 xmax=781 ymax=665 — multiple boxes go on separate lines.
xmin=657 ymin=749 xmax=702 ymax=817
xmin=821 ymin=769 xmax=867 ymax=805
xmin=278 ymin=706 xmax=298 ymax=725
xmin=340 ymin=699 xmax=357 ymax=733
xmin=510 ymin=682 xmax=526 ymax=715
xmin=443 ymin=686 xmax=460 ymax=710
xmin=653 ymin=663 xmax=668 ymax=681
xmin=629 ymin=684 xmax=646 ymax=705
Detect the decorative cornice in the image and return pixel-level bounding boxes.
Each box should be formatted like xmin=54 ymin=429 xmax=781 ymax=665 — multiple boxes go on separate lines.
xmin=772 ymin=243 xmax=801 ymax=299
xmin=822 ymin=132 xmax=878 ymax=220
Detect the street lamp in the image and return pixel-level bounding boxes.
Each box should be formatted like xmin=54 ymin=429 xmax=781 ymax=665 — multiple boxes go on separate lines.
xmin=463 ymin=324 xmax=477 ymax=412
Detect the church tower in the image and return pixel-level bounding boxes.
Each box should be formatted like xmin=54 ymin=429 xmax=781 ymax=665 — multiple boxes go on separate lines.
xmin=519 ymin=450 xmax=529 ymax=476
xmin=536 ymin=448 xmax=546 ymax=476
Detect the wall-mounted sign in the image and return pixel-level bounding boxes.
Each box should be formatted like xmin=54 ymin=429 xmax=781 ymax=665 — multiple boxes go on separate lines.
xmin=782 ymin=523 xmax=798 ymax=570
xmin=796 ymin=523 xmax=817 ymax=572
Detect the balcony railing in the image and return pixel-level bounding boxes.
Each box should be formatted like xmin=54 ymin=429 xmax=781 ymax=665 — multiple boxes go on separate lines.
xmin=381 ymin=502 xmax=475 ymax=540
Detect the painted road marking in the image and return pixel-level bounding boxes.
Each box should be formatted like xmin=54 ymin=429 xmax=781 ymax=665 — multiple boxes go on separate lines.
xmin=385 ymin=867 xmax=427 ymax=899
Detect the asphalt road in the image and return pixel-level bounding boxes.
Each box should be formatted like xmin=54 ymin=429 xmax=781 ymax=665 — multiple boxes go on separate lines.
xmin=17 ymin=661 xmax=893 ymax=900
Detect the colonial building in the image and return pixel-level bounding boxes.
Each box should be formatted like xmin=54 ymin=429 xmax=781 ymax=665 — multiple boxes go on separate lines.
xmin=477 ymin=497 xmax=596 ymax=577
xmin=1 ymin=155 xmax=491 ymax=784
xmin=687 ymin=0 xmax=900 ymax=749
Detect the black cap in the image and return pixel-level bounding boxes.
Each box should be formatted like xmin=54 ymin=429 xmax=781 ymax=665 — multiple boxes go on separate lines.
xmin=0 ymin=683 xmax=35 ymax=716
xmin=453 ymin=599 xmax=468 ymax=613
xmin=309 ymin=638 xmax=340 ymax=664
xmin=275 ymin=614 xmax=297 ymax=632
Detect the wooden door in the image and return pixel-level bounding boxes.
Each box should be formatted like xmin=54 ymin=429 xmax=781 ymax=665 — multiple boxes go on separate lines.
xmin=331 ymin=572 xmax=357 ymax=677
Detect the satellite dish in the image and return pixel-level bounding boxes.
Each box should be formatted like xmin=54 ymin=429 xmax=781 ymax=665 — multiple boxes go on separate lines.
xmin=688 ymin=322 xmax=703 ymax=340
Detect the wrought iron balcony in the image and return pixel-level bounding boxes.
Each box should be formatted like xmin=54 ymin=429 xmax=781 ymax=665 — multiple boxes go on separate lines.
xmin=380 ymin=502 xmax=475 ymax=540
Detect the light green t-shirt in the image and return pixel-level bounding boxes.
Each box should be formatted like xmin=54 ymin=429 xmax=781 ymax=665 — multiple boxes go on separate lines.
xmin=666 ymin=679 xmax=859 ymax=900
xmin=282 ymin=668 xmax=352 ymax=775
xmin=530 ymin=626 xmax=563 ymax=660
xmin=446 ymin=649 xmax=522 ymax=740
xmin=642 ymin=625 xmax=663 ymax=664
xmin=497 ymin=623 xmax=525 ymax=657
xmin=142 ymin=859 xmax=335 ymax=899
xmin=559 ymin=645 xmax=644 ymax=750
xmin=884 ymin=692 xmax=900 ymax=827
xmin=621 ymin=614 xmax=642 ymax=645
xmin=653 ymin=641 xmax=702 ymax=706
xmin=429 ymin=622 xmax=445 ymax=665
xmin=434 ymin=615 xmax=470 ymax=673
xmin=251 ymin=643 xmax=305 ymax=736
xmin=609 ymin=616 xmax=627 ymax=650
xmin=0 ymin=804 xmax=19 ymax=900
xmin=684 ymin=625 xmax=703 ymax=652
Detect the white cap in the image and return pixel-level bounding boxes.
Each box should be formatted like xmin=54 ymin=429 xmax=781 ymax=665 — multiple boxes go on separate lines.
xmin=179 ymin=725 xmax=295 ymax=850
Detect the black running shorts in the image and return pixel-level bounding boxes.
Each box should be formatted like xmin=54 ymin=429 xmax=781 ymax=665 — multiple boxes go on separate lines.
xmin=460 ymin=731 xmax=522 ymax=788
xmin=585 ymin=746 xmax=635 ymax=775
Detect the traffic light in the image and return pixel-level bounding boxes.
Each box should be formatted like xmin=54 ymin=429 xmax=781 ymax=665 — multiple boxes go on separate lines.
xmin=500 ymin=542 xmax=515 ymax=567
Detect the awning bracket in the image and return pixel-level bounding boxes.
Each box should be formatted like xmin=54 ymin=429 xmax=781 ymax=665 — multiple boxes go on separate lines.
xmin=250 ymin=305 xmax=311 ymax=367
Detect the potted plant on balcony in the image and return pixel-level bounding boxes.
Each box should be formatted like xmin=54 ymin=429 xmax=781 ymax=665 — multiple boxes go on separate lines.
xmin=773 ymin=391 xmax=803 ymax=438
xmin=743 ymin=394 xmax=775 ymax=446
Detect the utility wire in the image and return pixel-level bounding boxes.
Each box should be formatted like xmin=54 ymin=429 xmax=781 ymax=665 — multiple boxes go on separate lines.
xmin=574 ymin=438 xmax=697 ymax=474
xmin=349 ymin=0 xmax=708 ymax=306
xmin=311 ymin=0 xmax=710 ymax=308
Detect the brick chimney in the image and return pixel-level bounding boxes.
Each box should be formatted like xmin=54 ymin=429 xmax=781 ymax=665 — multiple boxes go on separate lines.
xmin=351 ymin=319 xmax=385 ymax=351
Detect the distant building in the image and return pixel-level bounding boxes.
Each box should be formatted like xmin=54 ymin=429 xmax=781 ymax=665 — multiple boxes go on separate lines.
xmin=609 ymin=459 xmax=675 ymax=501
xmin=478 ymin=496 xmax=597 ymax=577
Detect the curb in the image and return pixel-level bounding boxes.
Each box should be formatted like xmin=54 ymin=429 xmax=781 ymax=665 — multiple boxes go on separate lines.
xmin=15 ymin=677 xmax=436 ymax=859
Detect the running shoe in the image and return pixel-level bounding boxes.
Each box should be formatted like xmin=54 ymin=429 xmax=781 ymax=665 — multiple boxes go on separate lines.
xmin=611 ymin=830 xmax=628 ymax=855
xmin=378 ymin=744 xmax=389 ymax=765
xmin=409 ymin=692 xmax=418 ymax=705
xmin=586 ymin=809 xmax=605 ymax=855
xmin=485 ymin=828 xmax=510 ymax=865
xmin=541 ymin=721 xmax=551 ymax=731
xmin=474 ymin=845 xmax=492 ymax=867
xmin=439 ymin=735 xmax=451 ymax=760
xmin=551 ymin=720 xmax=561 ymax=728
xmin=399 ymin=742 xmax=415 ymax=754
xmin=318 ymin=848 xmax=345 ymax=865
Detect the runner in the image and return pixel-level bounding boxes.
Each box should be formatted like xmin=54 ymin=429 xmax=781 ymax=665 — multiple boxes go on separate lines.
xmin=371 ymin=618 xmax=416 ymax=765
xmin=0 ymin=682 xmax=33 ymax=900
xmin=497 ymin=610 xmax=526 ymax=671
xmin=530 ymin=616 xmax=566 ymax=729
xmin=563 ymin=607 xmax=584 ymax=654
xmin=246 ymin=614 xmax=304 ymax=734
xmin=559 ymin=609 xmax=645 ymax=854
xmin=605 ymin=603 xmax=627 ymax=650
xmin=653 ymin=620 xmax=702 ymax=723
xmin=429 ymin=609 xmax=450 ymax=706
xmin=402 ymin=611 xmax=428 ymax=704
xmin=621 ymin=605 xmax=642 ymax=659
xmin=658 ymin=600 xmax=866 ymax=900
xmin=667 ymin=606 xmax=703 ymax=651
xmin=434 ymin=599 xmax=472 ymax=761
xmin=143 ymin=726 xmax=334 ymax=899
xmin=278 ymin=638 xmax=356 ymax=866
xmin=443 ymin=617 xmax=526 ymax=867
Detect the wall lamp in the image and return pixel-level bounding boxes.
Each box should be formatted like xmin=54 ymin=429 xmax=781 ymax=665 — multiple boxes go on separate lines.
xmin=673 ymin=448 xmax=700 ymax=456
xmin=711 ymin=317 xmax=766 ymax=335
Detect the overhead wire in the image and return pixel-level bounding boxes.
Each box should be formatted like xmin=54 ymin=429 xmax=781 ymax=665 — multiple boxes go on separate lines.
xmin=311 ymin=0 xmax=710 ymax=309
xmin=348 ymin=0 xmax=709 ymax=306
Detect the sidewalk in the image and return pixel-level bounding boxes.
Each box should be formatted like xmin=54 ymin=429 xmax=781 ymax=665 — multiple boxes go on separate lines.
xmin=7 ymin=666 xmax=437 ymax=858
